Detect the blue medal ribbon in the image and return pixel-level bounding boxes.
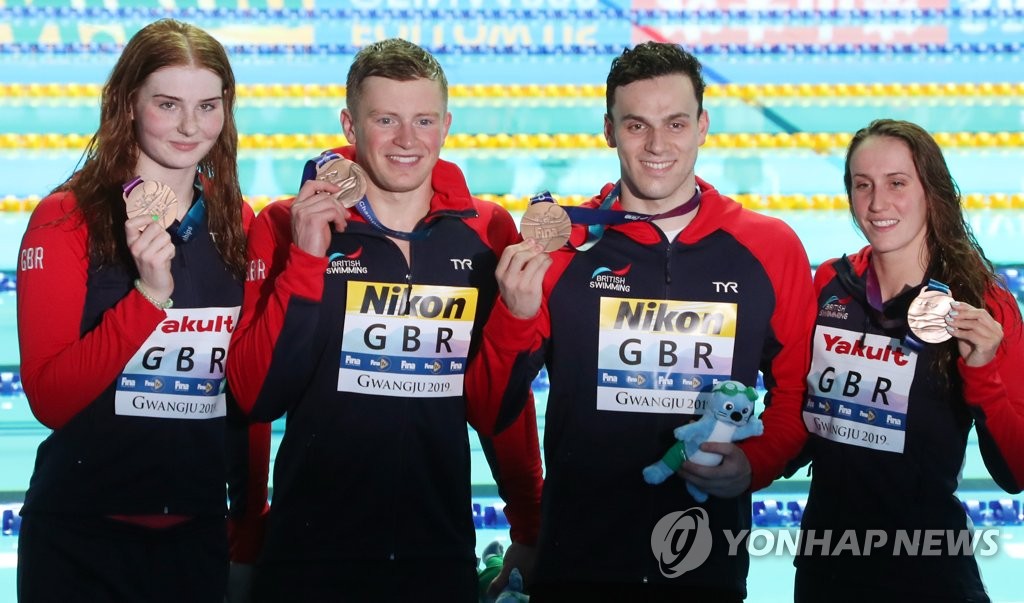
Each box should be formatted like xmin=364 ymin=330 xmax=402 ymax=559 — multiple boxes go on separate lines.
xmin=170 ymin=179 xmax=206 ymax=243
xmin=867 ymin=269 xmax=951 ymax=353
xmin=528 ymin=183 xmax=701 ymax=251
xmin=301 ymin=151 xmax=431 ymax=242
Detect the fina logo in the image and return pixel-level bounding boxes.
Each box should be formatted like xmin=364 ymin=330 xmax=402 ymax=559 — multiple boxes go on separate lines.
xmin=651 ymin=507 xmax=714 ymax=578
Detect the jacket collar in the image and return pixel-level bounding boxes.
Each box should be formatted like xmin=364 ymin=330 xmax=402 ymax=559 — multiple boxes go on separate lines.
xmin=574 ymin=176 xmax=740 ymax=246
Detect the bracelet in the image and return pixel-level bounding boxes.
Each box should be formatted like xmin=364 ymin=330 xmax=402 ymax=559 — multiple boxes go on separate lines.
xmin=134 ymin=279 xmax=173 ymax=310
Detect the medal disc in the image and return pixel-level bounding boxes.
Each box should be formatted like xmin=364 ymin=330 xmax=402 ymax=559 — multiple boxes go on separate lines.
xmin=907 ymin=288 xmax=955 ymax=344
xmin=123 ymin=180 xmax=179 ymax=230
xmin=520 ymin=202 xmax=571 ymax=252
xmin=316 ymin=157 xmax=367 ymax=208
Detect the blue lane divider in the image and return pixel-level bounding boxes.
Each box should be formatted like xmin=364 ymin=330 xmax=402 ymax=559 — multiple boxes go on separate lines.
xmin=4 ymin=42 xmax=1024 ymax=57
xmin=1 ymin=507 xmax=21 ymax=536
xmin=0 ymin=498 xmax=1019 ymax=538
xmin=0 ymin=373 xmax=21 ymax=397
xmin=752 ymin=498 xmax=1024 ymax=528
xmin=473 ymin=502 xmax=510 ymax=530
xmin=2 ymin=6 xmax=1023 ymax=21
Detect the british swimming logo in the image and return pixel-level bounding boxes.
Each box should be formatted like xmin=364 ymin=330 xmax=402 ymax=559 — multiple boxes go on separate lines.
xmin=327 ymin=247 xmax=368 ymax=275
xmin=651 ymin=507 xmax=713 ymax=578
xmin=590 ymin=264 xmax=632 ymax=292
xmin=330 ymin=247 xmax=362 ymax=261
xmin=818 ymin=295 xmax=851 ymax=320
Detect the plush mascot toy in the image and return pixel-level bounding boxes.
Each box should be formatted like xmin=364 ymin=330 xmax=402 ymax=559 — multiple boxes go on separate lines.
xmin=642 ymin=380 xmax=763 ymax=502
xmin=478 ymin=540 xmax=530 ymax=603
xmin=494 ymin=568 xmax=529 ymax=603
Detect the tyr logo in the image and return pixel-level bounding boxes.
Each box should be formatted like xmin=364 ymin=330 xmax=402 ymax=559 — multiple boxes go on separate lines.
xmin=450 ymin=258 xmax=473 ymax=270
xmin=713 ymin=281 xmax=738 ymax=293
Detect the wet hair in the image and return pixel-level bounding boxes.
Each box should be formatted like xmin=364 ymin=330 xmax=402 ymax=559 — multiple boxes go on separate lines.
xmin=844 ymin=119 xmax=1003 ymax=375
xmin=345 ymin=38 xmax=448 ymax=115
xmin=605 ymin=42 xmax=706 ymax=116
xmin=58 ymin=18 xmax=246 ymax=278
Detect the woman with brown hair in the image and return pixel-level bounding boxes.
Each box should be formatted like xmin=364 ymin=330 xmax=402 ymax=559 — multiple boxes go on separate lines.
xmin=16 ymin=19 xmax=267 ymax=601
xmin=796 ymin=118 xmax=1024 ymax=602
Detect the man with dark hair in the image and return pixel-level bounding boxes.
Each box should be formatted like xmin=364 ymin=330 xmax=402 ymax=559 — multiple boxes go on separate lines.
xmin=228 ymin=38 xmax=542 ymax=601
xmin=468 ymin=41 xmax=815 ymax=600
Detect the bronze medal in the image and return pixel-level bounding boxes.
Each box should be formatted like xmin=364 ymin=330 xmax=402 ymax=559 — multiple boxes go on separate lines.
xmin=123 ymin=179 xmax=179 ymax=230
xmin=316 ymin=157 xmax=367 ymax=208
xmin=520 ymin=202 xmax=571 ymax=252
xmin=907 ymin=288 xmax=955 ymax=344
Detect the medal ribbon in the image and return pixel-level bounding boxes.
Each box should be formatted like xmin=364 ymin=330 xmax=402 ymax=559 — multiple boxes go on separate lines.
xmin=171 ymin=185 xmax=206 ymax=243
xmin=868 ymin=268 xmax=951 ymax=353
xmin=528 ymin=183 xmax=701 ymax=251
xmin=123 ymin=176 xmax=205 ymax=242
xmin=301 ymin=151 xmax=431 ymax=242
xmin=122 ymin=176 xmax=144 ymax=197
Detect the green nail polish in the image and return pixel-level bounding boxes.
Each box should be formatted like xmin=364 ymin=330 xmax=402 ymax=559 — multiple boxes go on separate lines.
xmin=152 ymin=214 xmax=160 ymax=221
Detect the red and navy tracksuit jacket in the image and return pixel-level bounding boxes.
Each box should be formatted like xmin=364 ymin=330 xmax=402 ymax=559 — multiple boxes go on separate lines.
xmin=227 ymin=146 xmax=542 ymax=566
xmin=468 ymin=177 xmax=816 ymax=595
xmin=17 ymin=189 xmax=269 ymax=561
xmin=796 ymin=246 xmax=1024 ymax=599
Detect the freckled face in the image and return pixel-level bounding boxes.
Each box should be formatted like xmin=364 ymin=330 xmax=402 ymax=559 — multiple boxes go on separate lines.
xmin=132 ymin=65 xmax=225 ymax=177
xmin=341 ymin=76 xmax=451 ymax=198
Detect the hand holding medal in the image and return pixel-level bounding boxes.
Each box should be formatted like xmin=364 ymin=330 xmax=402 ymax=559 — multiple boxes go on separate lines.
xmin=907 ymin=281 xmax=955 ymax=344
xmin=908 ymin=282 xmax=1006 ymax=367
xmin=122 ymin=176 xmax=176 ymax=308
xmin=496 ymin=197 xmax=566 ymax=319
xmin=123 ymin=177 xmax=178 ymax=230
xmin=519 ymin=201 xmax=571 ymax=252
xmin=315 ymin=156 xmax=367 ymax=208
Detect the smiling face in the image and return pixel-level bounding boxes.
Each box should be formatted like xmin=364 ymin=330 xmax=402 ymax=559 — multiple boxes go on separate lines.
xmin=131 ymin=65 xmax=224 ymax=180
xmin=341 ymin=76 xmax=451 ymax=200
xmin=603 ymin=74 xmax=709 ymax=213
xmin=848 ymin=135 xmax=930 ymax=266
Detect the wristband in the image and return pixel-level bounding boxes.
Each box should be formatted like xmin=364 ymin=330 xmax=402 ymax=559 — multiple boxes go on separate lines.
xmin=134 ymin=279 xmax=173 ymax=310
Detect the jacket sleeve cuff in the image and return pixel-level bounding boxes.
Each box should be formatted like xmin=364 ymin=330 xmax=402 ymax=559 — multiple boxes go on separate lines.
xmin=508 ymin=512 xmax=540 ymax=546
xmin=227 ymin=503 xmax=269 ymax=564
xmin=957 ymin=355 xmax=1003 ymax=405
xmin=277 ymin=243 xmax=330 ymax=302
xmin=484 ymin=297 xmax=542 ymax=352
